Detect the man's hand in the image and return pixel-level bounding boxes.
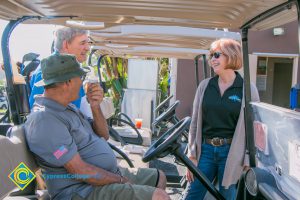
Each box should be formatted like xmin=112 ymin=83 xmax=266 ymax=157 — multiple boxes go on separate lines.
xmin=243 ymin=166 xmax=250 ymax=172
xmin=65 ymin=154 xmax=125 ymax=186
xmin=120 ymin=175 xmax=131 ymax=184
xmin=85 ymin=82 xmax=109 ymax=140
xmin=85 ymin=83 xmax=104 ymax=107
xmin=186 ymin=156 xmax=198 ymax=182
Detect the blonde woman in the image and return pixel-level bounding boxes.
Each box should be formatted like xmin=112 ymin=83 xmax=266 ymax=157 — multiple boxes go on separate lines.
xmin=184 ymin=38 xmax=259 ymax=200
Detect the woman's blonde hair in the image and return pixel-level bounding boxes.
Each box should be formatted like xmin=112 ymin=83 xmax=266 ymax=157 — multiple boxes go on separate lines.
xmin=209 ymin=38 xmax=242 ymax=70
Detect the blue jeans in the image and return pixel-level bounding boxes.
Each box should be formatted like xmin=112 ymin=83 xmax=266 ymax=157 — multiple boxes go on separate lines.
xmin=183 ymin=143 xmax=236 ymax=200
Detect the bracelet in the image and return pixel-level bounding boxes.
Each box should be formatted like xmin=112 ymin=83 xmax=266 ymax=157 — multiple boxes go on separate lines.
xmin=119 ymin=175 xmax=123 ymax=183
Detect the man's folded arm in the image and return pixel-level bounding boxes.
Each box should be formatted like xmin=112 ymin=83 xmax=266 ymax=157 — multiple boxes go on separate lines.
xmin=64 ymin=153 xmax=123 ymax=186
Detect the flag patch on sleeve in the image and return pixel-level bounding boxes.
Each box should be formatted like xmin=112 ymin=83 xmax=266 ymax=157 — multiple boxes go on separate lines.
xmin=53 ymin=145 xmax=68 ymax=159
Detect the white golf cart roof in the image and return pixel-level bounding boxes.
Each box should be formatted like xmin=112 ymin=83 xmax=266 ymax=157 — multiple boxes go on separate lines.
xmin=1 ymin=1 xmax=296 ymax=59
xmin=90 ymin=25 xmax=241 ymax=59
xmin=0 ymin=0 xmax=296 ymax=31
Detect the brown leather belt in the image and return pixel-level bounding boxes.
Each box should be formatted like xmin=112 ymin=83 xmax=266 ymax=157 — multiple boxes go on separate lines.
xmin=203 ymin=137 xmax=232 ymax=146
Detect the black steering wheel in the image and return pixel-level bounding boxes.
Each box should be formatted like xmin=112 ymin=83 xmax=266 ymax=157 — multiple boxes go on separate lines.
xmin=155 ymin=95 xmax=173 ymax=114
xmin=143 ymin=117 xmax=191 ymax=162
xmin=143 ymin=116 xmax=226 ymax=200
xmin=152 ymin=100 xmax=180 ymax=127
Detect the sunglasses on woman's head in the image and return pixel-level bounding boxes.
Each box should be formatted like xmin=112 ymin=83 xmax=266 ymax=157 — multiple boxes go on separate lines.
xmin=209 ymin=52 xmax=223 ymax=59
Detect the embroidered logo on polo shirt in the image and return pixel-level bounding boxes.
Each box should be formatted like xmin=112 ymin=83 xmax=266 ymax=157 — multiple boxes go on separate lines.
xmin=228 ymin=95 xmax=241 ymax=103
xmin=53 ymin=145 xmax=68 ymax=159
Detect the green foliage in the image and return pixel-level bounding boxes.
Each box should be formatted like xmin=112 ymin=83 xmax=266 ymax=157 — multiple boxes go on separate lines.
xmin=87 ymin=53 xmax=170 ymax=114
xmin=158 ymin=58 xmax=169 ymax=101
xmin=99 ymin=56 xmax=128 ymax=114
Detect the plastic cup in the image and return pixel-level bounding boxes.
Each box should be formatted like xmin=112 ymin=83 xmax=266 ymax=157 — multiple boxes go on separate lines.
xmin=84 ymin=77 xmax=99 ymax=94
xmin=135 ymin=118 xmax=143 ymax=129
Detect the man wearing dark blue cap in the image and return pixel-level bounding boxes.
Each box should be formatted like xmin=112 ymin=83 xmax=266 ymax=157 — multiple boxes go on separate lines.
xmin=25 ymin=54 xmax=169 ymax=200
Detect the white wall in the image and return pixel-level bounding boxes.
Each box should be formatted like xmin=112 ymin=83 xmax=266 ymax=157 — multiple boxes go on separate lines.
xmin=169 ymin=58 xmax=177 ymax=104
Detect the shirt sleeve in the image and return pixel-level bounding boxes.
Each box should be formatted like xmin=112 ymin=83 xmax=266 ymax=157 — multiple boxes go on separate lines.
xmin=29 ymin=70 xmax=44 ymax=108
xmin=26 ymin=113 xmax=78 ymax=167
xmin=187 ymin=78 xmax=210 ymax=159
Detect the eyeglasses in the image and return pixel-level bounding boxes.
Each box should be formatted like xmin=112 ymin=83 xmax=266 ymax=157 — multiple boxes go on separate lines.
xmin=80 ymin=75 xmax=86 ymax=82
xmin=209 ymin=52 xmax=223 ymax=59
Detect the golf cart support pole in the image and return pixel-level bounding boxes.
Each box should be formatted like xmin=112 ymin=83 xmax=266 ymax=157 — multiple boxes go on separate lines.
xmin=194 ymin=55 xmax=200 ymax=87
xmin=241 ymin=28 xmax=256 ymax=167
xmin=1 ymin=16 xmax=37 ymax=124
xmin=202 ymin=54 xmax=208 ymax=79
xmin=296 ymin=0 xmax=300 ymax=57
xmin=241 ymin=1 xmax=296 ymax=30
xmin=88 ymin=49 xmax=97 ymax=66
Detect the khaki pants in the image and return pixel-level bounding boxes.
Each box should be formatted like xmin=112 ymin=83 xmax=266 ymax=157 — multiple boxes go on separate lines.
xmin=73 ymin=168 xmax=158 ymax=200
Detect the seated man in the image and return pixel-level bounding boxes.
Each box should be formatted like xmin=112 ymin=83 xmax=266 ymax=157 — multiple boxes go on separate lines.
xmin=25 ymin=54 xmax=170 ymax=200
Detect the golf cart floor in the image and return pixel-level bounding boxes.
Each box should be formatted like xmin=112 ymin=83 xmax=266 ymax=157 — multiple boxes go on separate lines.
xmin=150 ymin=154 xmax=186 ymax=200
xmin=166 ymin=187 xmax=185 ymax=200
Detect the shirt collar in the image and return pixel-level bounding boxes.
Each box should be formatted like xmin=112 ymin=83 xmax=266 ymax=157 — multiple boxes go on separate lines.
xmin=211 ymin=71 xmax=243 ymax=89
xmin=34 ymin=95 xmax=68 ymax=112
xmin=232 ymin=72 xmax=243 ymax=88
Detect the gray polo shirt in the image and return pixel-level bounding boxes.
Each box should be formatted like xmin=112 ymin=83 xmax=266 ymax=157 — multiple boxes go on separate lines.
xmin=25 ymin=96 xmax=118 ymax=200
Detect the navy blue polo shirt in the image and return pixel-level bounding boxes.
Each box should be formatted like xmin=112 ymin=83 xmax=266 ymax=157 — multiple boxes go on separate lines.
xmin=202 ymin=72 xmax=243 ymax=139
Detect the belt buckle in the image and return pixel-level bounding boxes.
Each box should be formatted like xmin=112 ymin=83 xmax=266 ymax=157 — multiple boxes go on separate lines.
xmin=211 ymin=137 xmax=222 ymax=146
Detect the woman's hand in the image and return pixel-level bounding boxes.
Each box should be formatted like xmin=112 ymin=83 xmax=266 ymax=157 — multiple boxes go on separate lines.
xmin=186 ymin=156 xmax=198 ymax=182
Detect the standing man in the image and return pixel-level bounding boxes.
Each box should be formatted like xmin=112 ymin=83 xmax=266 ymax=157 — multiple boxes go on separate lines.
xmin=25 ymin=54 xmax=169 ymax=200
xmin=29 ymin=27 xmax=90 ymax=108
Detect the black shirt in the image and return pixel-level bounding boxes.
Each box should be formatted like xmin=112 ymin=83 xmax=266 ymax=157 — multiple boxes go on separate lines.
xmin=202 ymin=72 xmax=243 ymax=139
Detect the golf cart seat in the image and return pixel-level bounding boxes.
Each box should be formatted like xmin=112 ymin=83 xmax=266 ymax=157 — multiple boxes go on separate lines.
xmin=0 ymin=125 xmax=50 ymax=200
